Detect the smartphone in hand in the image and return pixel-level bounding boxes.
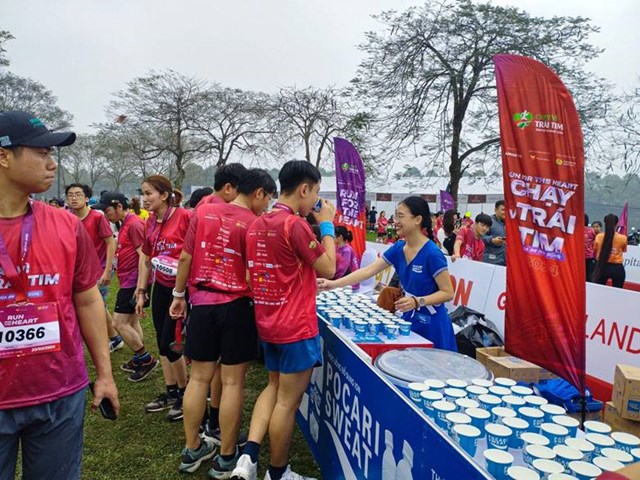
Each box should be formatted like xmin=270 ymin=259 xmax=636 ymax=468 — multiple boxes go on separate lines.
xmin=89 ymin=382 xmax=117 ymax=420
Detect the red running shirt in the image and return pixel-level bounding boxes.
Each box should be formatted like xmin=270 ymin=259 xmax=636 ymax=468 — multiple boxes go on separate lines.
xmin=183 ymin=203 xmax=257 ymax=306
xmin=81 ymin=209 xmax=113 ymax=270
xmin=456 ymin=226 xmax=485 ymax=261
xmin=0 ymin=202 xmax=101 ymax=409
xmin=116 ymin=214 xmax=145 ymax=288
xmin=142 ymin=208 xmax=192 ymax=287
xmin=246 ymin=209 xmax=325 ymax=344
xmin=196 ymin=194 xmax=225 ymax=209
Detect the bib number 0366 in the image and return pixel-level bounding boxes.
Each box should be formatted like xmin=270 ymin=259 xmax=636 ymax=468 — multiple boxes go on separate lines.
xmin=0 ymin=326 xmax=46 ymax=344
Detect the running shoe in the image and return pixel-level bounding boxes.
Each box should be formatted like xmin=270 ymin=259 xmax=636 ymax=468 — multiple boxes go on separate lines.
xmin=144 ymin=392 xmax=177 ymax=413
xmin=229 ymin=454 xmax=258 ymax=480
xmin=109 ymin=337 xmax=124 ymax=353
xmin=120 ymin=357 xmax=139 ymax=373
xmin=128 ymin=358 xmax=159 ymax=382
xmin=166 ymin=395 xmax=184 ymax=421
xmin=208 ymin=449 xmax=239 ymax=479
xmin=178 ymin=439 xmax=216 ymax=473
xmin=202 ymin=425 xmax=248 ymax=447
xmin=264 ymin=466 xmax=317 ymax=480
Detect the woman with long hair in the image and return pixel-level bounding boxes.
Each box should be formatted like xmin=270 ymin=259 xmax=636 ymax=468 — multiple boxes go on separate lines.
xmin=334 ymin=226 xmax=360 ymax=281
xmin=318 ymin=196 xmax=456 ymax=350
xmin=135 ymin=175 xmax=192 ymax=420
xmin=593 ymin=213 xmax=628 ymax=288
xmin=437 ymin=209 xmax=457 ymax=255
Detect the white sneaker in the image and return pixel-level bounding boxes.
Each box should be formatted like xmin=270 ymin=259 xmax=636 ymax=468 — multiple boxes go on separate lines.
xmin=264 ymin=465 xmax=317 ymax=480
xmin=230 ymin=454 xmax=258 ymax=480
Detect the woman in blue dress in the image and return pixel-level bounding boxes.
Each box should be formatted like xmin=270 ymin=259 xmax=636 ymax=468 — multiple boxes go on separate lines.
xmin=318 ymin=196 xmax=457 ymax=351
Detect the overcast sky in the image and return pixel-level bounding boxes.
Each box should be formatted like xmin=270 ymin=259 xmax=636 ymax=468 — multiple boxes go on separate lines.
xmin=3 ymin=0 xmax=639 ymax=133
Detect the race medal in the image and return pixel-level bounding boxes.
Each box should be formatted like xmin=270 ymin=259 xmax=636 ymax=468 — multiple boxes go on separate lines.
xmin=0 ymin=302 xmax=61 ymax=358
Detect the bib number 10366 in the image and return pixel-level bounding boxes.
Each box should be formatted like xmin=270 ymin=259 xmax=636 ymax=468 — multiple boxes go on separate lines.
xmin=0 ymin=302 xmax=61 ymax=359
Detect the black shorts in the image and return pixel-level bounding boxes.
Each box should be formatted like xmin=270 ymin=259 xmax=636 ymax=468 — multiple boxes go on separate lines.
xmin=114 ymin=287 xmax=149 ymax=314
xmin=151 ymin=283 xmax=185 ymax=362
xmin=185 ymin=297 xmax=258 ymax=365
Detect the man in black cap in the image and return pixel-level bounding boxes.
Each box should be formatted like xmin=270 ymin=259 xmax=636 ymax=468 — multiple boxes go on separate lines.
xmin=0 ymin=111 xmax=119 ymax=480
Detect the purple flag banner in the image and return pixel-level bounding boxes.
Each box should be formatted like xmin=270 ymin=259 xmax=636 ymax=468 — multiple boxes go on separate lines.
xmin=440 ymin=190 xmax=455 ymax=211
xmin=617 ymin=202 xmax=628 ymax=236
xmin=334 ymin=137 xmax=366 ymax=257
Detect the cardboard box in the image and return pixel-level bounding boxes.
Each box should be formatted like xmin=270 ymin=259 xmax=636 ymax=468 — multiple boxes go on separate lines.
xmin=612 ymin=364 xmax=640 ymax=421
xmin=475 ymin=346 xmax=558 ymax=382
xmin=487 ymin=355 xmax=541 ymax=384
xmin=604 ymin=401 xmax=640 ymax=437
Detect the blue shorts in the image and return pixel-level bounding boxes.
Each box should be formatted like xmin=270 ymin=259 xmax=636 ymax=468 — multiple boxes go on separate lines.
xmin=0 ymin=388 xmax=86 ymax=480
xmin=262 ymin=335 xmax=323 ymax=374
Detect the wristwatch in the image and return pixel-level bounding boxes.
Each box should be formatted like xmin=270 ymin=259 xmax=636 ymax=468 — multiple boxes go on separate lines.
xmin=417 ymin=297 xmax=427 ymax=308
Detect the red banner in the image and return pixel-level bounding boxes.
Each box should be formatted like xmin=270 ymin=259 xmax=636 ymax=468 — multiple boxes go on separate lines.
xmin=494 ymin=54 xmax=586 ymax=393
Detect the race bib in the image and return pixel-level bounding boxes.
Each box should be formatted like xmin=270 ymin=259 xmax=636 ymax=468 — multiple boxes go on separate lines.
xmin=0 ymin=302 xmax=61 ymax=359
xmin=151 ymin=255 xmax=179 ymax=277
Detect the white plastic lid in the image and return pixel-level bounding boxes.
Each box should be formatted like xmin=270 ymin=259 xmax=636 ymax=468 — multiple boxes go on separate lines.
xmin=506 ymin=466 xmax=540 ymax=480
xmin=532 ymin=459 xmax=564 ymax=475
xmin=568 ymin=460 xmax=602 ymax=477
xmin=486 ymin=423 xmax=512 ymax=437
xmin=601 ymin=447 xmax=634 ymax=463
xmin=541 ymin=422 xmax=569 ymax=436
xmin=582 ymin=420 xmax=611 ymax=434
xmin=611 ymin=431 xmax=640 ymax=446
xmin=484 ymin=448 xmax=514 ymax=464
xmin=525 ymin=444 xmax=555 ymax=460
xmin=593 ymin=456 xmax=625 ymax=472
xmin=552 ymin=445 xmax=583 ymax=461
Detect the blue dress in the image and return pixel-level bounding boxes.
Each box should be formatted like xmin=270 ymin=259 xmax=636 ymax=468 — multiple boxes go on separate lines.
xmin=382 ymin=240 xmax=457 ymax=351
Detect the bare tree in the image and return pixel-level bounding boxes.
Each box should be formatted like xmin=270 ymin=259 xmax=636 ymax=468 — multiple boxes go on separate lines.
xmin=353 ymin=0 xmax=609 ymax=201
xmin=0 ymin=30 xmax=14 ymax=67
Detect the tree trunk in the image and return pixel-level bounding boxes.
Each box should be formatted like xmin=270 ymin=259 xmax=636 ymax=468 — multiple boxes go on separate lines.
xmin=449 ymin=125 xmax=463 ymax=206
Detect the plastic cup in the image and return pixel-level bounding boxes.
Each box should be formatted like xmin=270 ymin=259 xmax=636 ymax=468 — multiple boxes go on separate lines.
xmin=601 ymin=447 xmax=634 ymax=465
xmin=444 ymin=387 xmax=467 ymax=403
xmin=503 ymin=417 xmax=529 ymax=449
xmin=408 ymin=382 xmax=430 ymax=404
xmin=489 ymin=385 xmax=513 ymax=398
xmin=446 ymin=378 xmax=469 ymax=389
xmin=552 ymin=445 xmax=583 ymax=471
xmin=466 ymin=385 xmax=489 ymax=401
xmin=420 ymin=390 xmax=444 ymax=418
xmin=518 ymin=407 xmax=545 ymax=432
xmin=510 ymin=385 xmax=534 ymax=397
xmin=432 ymin=400 xmax=456 ymax=430
xmin=532 ymin=459 xmax=564 ymax=479
xmin=445 ymin=412 xmax=471 ymax=435
xmin=479 ymin=394 xmax=502 ymax=411
xmin=540 ymin=423 xmax=569 ymax=447
xmin=522 ymin=432 xmax=551 ymax=449
xmin=484 ymin=449 xmax=514 ymax=480
xmin=540 ymin=404 xmax=566 ymax=423
xmin=423 ymin=379 xmax=446 ymax=391
xmin=631 ymin=448 xmax=640 ymax=462
xmin=486 ymin=423 xmax=513 ymax=451
xmin=495 ymin=377 xmax=517 ymax=388
xmin=353 ymin=320 xmax=367 ymax=339
xmin=506 ymin=466 xmax=540 ymax=480
xmin=550 ymin=415 xmax=579 ymax=438
xmin=385 ymin=324 xmax=399 ymax=339
xmin=565 ymin=438 xmax=596 ymax=463
xmin=465 ymin=407 xmax=491 ymax=436
xmin=455 ymin=397 xmax=479 ymax=412
xmin=453 ymin=424 xmax=481 ymax=457
xmin=492 ymin=406 xmax=517 ymax=425
xmin=503 ymin=395 xmax=527 ymax=410
xmin=329 ymin=313 xmax=342 ymax=328
xmin=582 ymin=420 xmax=611 ymax=435
xmin=584 ymin=433 xmax=616 ymax=456
xmin=398 ymin=321 xmax=411 ymax=336
xmin=567 ymin=460 xmax=602 ymax=480
xmin=472 ymin=378 xmax=494 ymax=388
xmin=592 ymin=455 xmax=625 ymax=473
xmin=523 ymin=445 xmax=555 ymax=468
xmin=367 ymin=320 xmax=381 ymax=336
xmin=524 ymin=395 xmax=549 ymax=408
xmin=611 ymin=431 xmax=640 ymax=453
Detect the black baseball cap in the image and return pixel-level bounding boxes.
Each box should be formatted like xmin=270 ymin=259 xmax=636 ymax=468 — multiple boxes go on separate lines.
xmin=0 ymin=111 xmax=76 ymax=148
xmin=93 ymin=191 xmax=128 ymax=211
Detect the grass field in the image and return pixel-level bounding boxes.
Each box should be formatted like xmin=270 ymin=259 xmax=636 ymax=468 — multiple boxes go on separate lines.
xmin=81 ymin=282 xmax=321 ymax=480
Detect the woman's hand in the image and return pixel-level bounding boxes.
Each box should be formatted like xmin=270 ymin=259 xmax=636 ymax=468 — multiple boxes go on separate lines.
xmin=394 ymin=296 xmax=418 ymax=313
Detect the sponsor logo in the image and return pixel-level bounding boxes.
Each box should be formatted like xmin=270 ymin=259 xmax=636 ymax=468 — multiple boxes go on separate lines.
xmin=513 ymin=110 xmax=533 ymax=129
xmin=309 ymin=240 xmax=318 ymax=249
xmin=512 ymin=109 xmax=564 ymax=134
xmin=29 ymin=117 xmax=45 ymax=128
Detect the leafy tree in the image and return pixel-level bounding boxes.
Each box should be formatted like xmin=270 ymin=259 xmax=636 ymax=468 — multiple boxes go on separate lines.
xmin=106 ymin=70 xmax=211 ymax=189
xmin=269 ymin=86 xmax=349 ymax=168
xmin=188 ymin=86 xmax=271 ymax=167
xmin=0 ymin=30 xmax=14 ymax=67
xmin=64 ymin=134 xmax=109 ymax=189
xmin=353 ymin=0 xmax=609 ymax=202
xmin=0 ymin=71 xmax=73 ymax=128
